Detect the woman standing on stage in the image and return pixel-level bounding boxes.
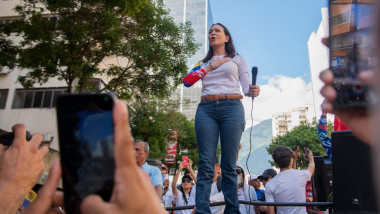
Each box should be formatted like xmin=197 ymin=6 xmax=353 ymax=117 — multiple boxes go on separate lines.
xmin=183 ymin=23 xmax=260 ymax=214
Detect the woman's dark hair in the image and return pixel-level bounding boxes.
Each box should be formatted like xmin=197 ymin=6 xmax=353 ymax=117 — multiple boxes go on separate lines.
xmin=202 ymin=23 xmax=236 ymax=63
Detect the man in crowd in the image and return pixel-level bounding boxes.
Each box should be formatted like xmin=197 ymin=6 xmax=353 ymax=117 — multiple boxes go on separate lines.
xmin=162 ymin=175 xmax=174 ymax=209
xmin=248 ymin=174 xmax=264 ymax=202
xmin=265 ymin=146 xmax=315 ymax=214
xmin=134 ymin=139 xmax=163 ymax=198
xmin=258 ymin=168 xmax=277 ymax=187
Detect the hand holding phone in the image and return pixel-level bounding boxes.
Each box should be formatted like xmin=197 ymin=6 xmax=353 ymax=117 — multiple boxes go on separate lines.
xmin=57 ymin=94 xmax=116 ymax=214
xmin=304 ymin=146 xmax=310 ymax=159
xmin=329 ymin=0 xmax=375 ymax=108
xmin=182 ymin=156 xmax=189 ymax=168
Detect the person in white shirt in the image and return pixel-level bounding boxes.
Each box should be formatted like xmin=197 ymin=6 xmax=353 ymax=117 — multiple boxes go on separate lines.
xmin=162 ymin=178 xmax=173 ymax=209
xmin=172 ymin=162 xmax=196 ymax=214
xmin=204 ymin=164 xmax=258 ymax=214
xmin=265 ymin=146 xmax=315 ymax=214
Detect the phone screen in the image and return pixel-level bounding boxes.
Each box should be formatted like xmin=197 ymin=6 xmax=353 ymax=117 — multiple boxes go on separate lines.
xmin=56 ymin=94 xmax=115 ymax=214
xmin=329 ymin=0 xmax=375 ymax=108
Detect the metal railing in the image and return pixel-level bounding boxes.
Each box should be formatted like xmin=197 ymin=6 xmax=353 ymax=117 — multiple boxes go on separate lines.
xmin=165 ymin=201 xmax=333 ymax=211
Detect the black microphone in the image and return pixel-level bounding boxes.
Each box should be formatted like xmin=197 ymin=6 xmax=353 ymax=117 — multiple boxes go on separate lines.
xmin=251 ymin=67 xmax=258 ymax=85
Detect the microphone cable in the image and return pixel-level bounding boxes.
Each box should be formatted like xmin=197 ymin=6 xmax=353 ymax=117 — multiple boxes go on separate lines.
xmin=246 ymin=66 xmax=258 ymax=214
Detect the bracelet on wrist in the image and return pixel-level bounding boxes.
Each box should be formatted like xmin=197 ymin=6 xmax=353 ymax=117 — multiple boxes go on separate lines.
xmin=210 ymin=63 xmax=216 ymax=70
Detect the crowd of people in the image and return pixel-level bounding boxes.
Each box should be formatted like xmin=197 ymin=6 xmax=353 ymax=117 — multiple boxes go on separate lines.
xmin=4 ymin=2 xmax=380 ymax=214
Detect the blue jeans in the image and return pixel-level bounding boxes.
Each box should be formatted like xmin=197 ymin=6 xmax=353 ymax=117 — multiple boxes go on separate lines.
xmin=195 ymin=99 xmax=245 ymax=214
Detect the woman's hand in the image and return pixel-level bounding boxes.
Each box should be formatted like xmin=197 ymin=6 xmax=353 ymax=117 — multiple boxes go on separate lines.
xmin=187 ymin=159 xmax=193 ymax=170
xmin=211 ymin=57 xmax=232 ymax=69
xmin=178 ymin=161 xmax=184 ymax=171
xmin=249 ymin=85 xmax=260 ymax=97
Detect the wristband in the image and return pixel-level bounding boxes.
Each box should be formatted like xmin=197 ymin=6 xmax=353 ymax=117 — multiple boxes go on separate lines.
xmin=210 ymin=62 xmax=216 ymax=70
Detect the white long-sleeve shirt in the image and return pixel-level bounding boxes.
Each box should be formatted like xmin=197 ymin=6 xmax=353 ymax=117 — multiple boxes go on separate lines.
xmin=183 ymin=54 xmax=251 ymax=97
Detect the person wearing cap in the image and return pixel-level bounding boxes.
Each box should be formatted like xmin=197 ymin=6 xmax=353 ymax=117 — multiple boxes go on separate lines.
xmin=161 ymin=164 xmax=169 ymax=184
xmin=172 ymin=161 xmax=196 ymax=214
xmin=253 ymin=170 xmax=278 ymax=214
xmin=258 ymin=169 xmax=277 ymax=187
xmin=161 ymin=164 xmax=174 ymax=210
xmin=265 ymin=146 xmax=315 ymax=214
xmin=248 ymin=174 xmax=264 ymax=202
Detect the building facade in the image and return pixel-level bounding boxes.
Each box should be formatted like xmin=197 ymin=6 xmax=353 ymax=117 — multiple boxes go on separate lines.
xmin=164 ymin=0 xmax=213 ymax=119
xmin=272 ymin=107 xmax=309 ymax=137
xmin=307 ymin=8 xmax=329 ymax=119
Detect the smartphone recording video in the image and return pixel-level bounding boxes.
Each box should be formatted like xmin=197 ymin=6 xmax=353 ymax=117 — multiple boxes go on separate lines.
xmin=182 ymin=155 xmax=189 ymax=168
xmin=56 ymin=94 xmax=115 ymax=214
xmin=329 ymin=0 xmax=375 ymax=108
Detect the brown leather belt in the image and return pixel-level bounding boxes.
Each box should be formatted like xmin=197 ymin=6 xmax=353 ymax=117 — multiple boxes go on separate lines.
xmin=201 ymin=94 xmax=243 ymax=101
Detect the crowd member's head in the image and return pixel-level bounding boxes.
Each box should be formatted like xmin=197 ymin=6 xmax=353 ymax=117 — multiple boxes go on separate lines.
xmin=161 ymin=164 xmax=168 ymax=174
xmin=248 ymin=174 xmax=261 ymax=191
xmin=258 ymin=168 xmax=277 ymax=187
xmin=236 ymin=164 xmax=245 ymax=189
xmin=272 ymin=146 xmax=294 ymax=169
xmin=134 ymin=140 xmax=149 ymax=167
xmin=181 ymin=175 xmax=193 ymax=190
xmin=163 ymin=178 xmax=170 ymax=189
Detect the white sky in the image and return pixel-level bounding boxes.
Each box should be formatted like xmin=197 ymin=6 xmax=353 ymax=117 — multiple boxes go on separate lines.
xmin=242 ymin=75 xmax=316 ymax=129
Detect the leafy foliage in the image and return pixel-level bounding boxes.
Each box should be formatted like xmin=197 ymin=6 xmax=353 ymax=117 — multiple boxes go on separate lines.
xmin=267 ymin=119 xmax=327 ymax=169
xmin=128 ymin=97 xmax=198 ymax=167
xmin=0 ymin=0 xmax=198 ymax=99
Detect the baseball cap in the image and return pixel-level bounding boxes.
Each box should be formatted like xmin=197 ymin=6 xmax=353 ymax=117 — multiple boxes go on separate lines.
xmin=161 ymin=164 xmax=168 ymax=171
xmin=248 ymin=174 xmax=259 ymax=182
xmin=181 ymin=175 xmax=193 ymax=183
xmin=258 ymin=168 xmax=277 ymax=180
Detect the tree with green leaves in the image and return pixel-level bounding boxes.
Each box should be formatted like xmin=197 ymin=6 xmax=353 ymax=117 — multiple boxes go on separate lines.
xmin=0 ymin=0 xmax=198 ymax=99
xmin=128 ymin=96 xmax=198 ymax=167
xmin=267 ymin=118 xmax=332 ymax=169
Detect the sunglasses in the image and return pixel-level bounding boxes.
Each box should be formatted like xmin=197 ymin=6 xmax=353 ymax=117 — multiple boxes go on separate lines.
xmin=236 ymin=168 xmax=243 ymax=174
xmin=182 ymin=179 xmax=192 ymax=183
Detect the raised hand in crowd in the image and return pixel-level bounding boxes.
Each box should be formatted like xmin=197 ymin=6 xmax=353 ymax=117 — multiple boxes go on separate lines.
xmin=24 ymin=160 xmax=64 ymax=214
xmin=186 ymin=158 xmax=197 ymax=183
xmin=0 ymin=124 xmax=49 ymax=214
xmin=172 ymin=161 xmax=185 ymax=197
xmin=292 ymin=150 xmax=300 ymax=169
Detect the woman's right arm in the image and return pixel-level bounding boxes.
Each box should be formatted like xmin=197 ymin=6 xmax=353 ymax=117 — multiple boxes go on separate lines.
xmin=183 ymin=58 xmax=232 ymax=87
xmin=183 ymin=61 xmax=212 ymax=87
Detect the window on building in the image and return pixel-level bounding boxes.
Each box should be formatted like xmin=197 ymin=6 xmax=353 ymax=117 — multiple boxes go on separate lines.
xmin=12 ymin=88 xmax=67 ymax=109
xmin=0 ymin=90 xmax=9 ymax=109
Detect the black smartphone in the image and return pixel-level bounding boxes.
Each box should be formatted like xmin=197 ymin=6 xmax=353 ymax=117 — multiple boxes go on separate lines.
xmin=329 ymin=0 xmax=375 ymax=108
xmin=304 ymin=146 xmax=310 ymax=159
xmin=56 ymin=94 xmax=116 ymax=214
